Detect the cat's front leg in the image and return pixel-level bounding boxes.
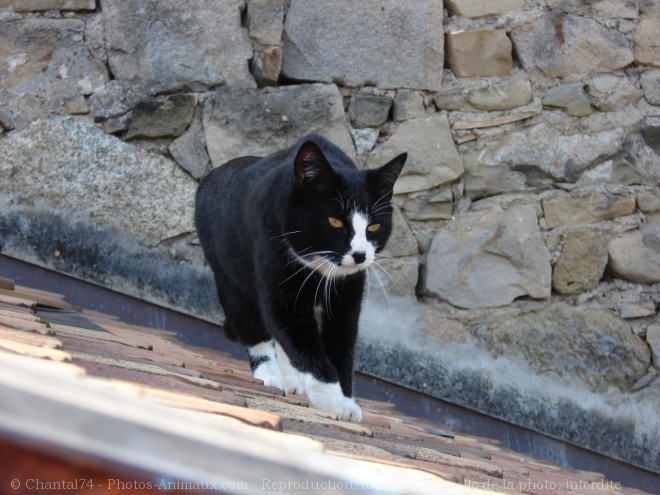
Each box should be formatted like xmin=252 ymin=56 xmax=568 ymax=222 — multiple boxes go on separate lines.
xmin=275 ymin=341 xmax=304 ymax=395
xmin=303 ymin=376 xmax=363 ymax=422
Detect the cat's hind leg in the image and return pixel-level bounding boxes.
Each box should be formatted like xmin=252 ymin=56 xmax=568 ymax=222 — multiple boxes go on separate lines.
xmin=213 ymin=276 xmax=284 ymax=389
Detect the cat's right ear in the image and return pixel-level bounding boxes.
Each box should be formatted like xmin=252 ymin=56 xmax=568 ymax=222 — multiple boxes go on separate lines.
xmin=293 ymin=141 xmax=334 ymax=192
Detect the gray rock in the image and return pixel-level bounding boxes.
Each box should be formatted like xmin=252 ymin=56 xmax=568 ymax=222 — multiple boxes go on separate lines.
xmin=0 ymin=19 xmax=108 ymax=129
xmin=641 ymin=117 xmax=660 ymax=153
xmin=425 ymin=204 xmax=552 ymax=309
xmin=84 ymin=13 xmax=107 ymax=64
xmin=367 ymin=254 xmax=420 ymax=296
xmin=0 ymin=118 xmax=196 ymax=245
xmin=402 ymin=188 xmax=454 ymax=221
xmin=247 ymin=0 xmax=285 ymax=87
xmin=102 ymin=0 xmax=254 ymax=95
xmin=63 ymin=95 xmax=89 ymax=115
xmin=477 ymin=124 xmax=626 ymax=183
xmin=444 ymin=0 xmax=524 ymax=18
xmin=574 ymin=159 xmax=644 ymax=188
xmin=12 ymin=0 xmax=95 ymax=11
xmin=647 ymin=325 xmax=660 ymax=367
xmin=125 ymin=94 xmax=196 ymax=140
xmin=168 ymin=112 xmax=210 ymax=180
xmin=640 ymin=0 xmax=660 ymax=15
xmin=247 ymin=0 xmax=284 ymax=46
xmin=251 ymin=46 xmax=282 ymax=87
xmin=586 ymin=75 xmax=643 ymax=112
xmin=0 ymin=107 xmax=14 ymax=130
xmin=464 ymin=161 xmax=529 ymax=200
xmin=608 ymin=215 xmax=660 ymax=284
xmin=635 ymin=17 xmax=660 ymax=67
xmin=366 ymin=114 xmax=464 ymax=194
xmin=473 ymin=302 xmax=650 ymax=392
xmin=393 ymin=90 xmax=425 ymax=122
xmin=638 ymin=187 xmax=660 ymax=213
xmin=446 ymin=29 xmax=513 ymax=78
xmin=432 ymin=88 xmax=469 ymax=111
xmin=511 ymin=13 xmax=634 ymax=78
xmin=467 ymin=78 xmax=533 ymax=111
xmin=350 ymin=128 xmax=379 ymax=157
xmin=203 ymin=84 xmax=355 ymax=168
xmin=619 ymin=301 xmax=656 ymax=319
xmin=546 ymin=0 xmax=639 ymax=18
xmin=348 ymin=92 xmax=392 ymax=128
xmin=281 ymin=0 xmax=444 ymax=90
xmin=640 ymin=70 xmax=660 ymax=105
xmin=380 ymin=206 xmax=419 ymax=258
xmin=542 ymin=83 xmax=593 ymax=117
xmin=543 ymin=189 xmax=636 ymax=229
xmin=552 ymin=230 xmax=607 ymax=295
xmin=87 ymin=81 xmax=139 ymax=121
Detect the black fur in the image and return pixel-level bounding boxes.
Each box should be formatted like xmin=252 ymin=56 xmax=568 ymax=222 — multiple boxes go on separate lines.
xmin=195 ymin=135 xmax=406 ymax=400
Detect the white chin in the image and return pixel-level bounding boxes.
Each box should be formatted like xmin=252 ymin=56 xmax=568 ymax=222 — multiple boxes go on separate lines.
xmin=335 ymin=262 xmax=370 ymax=277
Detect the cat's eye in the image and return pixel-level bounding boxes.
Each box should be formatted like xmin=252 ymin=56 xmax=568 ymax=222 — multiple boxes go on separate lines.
xmin=328 ymin=217 xmax=344 ymax=228
xmin=367 ymin=223 xmax=381 ymax=232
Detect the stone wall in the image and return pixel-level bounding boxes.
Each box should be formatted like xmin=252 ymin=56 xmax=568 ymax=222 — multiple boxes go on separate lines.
xmin=0 ymin=0 xmax=659 ymax=472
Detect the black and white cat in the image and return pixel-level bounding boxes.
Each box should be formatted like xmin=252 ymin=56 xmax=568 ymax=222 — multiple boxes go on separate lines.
xmin=195 ymin=135 xmax=406 ymax=422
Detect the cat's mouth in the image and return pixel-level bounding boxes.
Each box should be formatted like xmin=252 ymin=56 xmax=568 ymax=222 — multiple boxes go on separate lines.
xmin=293 ymin=250 xmax=372 ymax=278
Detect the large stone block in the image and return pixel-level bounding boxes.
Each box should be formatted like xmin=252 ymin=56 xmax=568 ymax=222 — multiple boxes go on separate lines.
xmin=101 ymin=0 xmax=254 ymax=95
xmin=641 ymin=69 xmax=660 ymax=105
xmin=473 ymin=303 xmax=650 ymax=392
xmin=446 ymin=29 xmax=512 ymax=78
xmin=634 ymin=17 xmax=660 ymax=67
xmin=552 ymin=230 xmax=608 ymax=295
xmin=466 ymin=78 xmax=533 ymax=111
xmin=11 ymin=0 xmax=95 ymax=10
xmin=608 ymin=215 xmax=660 ymax=284
xmin=476 ymin=125 xmax=626 ymax=184
xmin=542 ymin=83 xmax=593 ymax=117
xmin=542 ymin=189 xmax=636 ymax=228
xmin=0 ymin=118 xmax=196 ymax=245
xmin=281 ymin=0 xmax=444 ymax=90
xmin=547 ymin=0 xmax=639 ymax=18
xmin=444 ymin=0 xmax=524 ymax=18
xmin=586 ymin=75 xmax=643 ymax=112
xmin=366 ymin=114 xmax=463 ymax=194
xmin=511 ymin=13 xmax=634 ymax=77
xmin=0 ymin=19 xmax=108 ymax=129
xmin=425 ymin=204 xmax=552 ymax=309
xmin=202 ymin=84 xmax=355 ymax=167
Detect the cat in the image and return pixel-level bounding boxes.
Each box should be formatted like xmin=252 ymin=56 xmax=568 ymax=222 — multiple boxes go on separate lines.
xmin=195 ymin=135 xmax=406 ymax=422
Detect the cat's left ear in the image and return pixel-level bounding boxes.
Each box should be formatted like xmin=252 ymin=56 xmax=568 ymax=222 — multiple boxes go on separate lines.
xmin=369 ymin=153 xmax=407 ymax=198
xmin=293 ymin=141 xmax=335 ymax=192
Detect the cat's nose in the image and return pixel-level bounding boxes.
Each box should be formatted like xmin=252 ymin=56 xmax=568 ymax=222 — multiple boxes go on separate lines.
xmin=352 ymin=252 xmax=366 ymax=265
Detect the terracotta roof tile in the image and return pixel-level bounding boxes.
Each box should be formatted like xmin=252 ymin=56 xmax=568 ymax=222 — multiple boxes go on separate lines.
xmin=0 ymin=277 xmax=654 ymax=495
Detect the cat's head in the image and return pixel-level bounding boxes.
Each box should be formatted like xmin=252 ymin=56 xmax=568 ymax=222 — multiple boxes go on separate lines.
xmin=285 ymin=136 xmax=406 ymax=278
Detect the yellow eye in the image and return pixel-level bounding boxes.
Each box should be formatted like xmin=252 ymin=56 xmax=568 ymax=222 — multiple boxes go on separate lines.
xmin=328 ymin=217 xmax=344 ymax=228
xmin=367 ymin=223 xmax=381 ymax=232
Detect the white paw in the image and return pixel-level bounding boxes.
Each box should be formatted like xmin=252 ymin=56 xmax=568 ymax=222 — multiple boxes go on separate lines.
xmin=249 ymin=341 xmax=284 ymax=389
xmin=281 ymin=370 xmax=305 ymax=395
xmin=253 ymin=361 xmax=284 ymax=389
xmin=340 ymin=397 xmax=363 ymax=422
xmin=303 ymin=377 xmax=363 ymax=422
xmin=274 ymin=342 xmax=305 ymax=395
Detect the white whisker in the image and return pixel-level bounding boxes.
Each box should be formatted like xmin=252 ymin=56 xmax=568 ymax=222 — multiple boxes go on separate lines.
xmin=372 ymin=259 xmax=403 ymax=296
xmin=368 ymin=264 xmax=391 ymax=311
